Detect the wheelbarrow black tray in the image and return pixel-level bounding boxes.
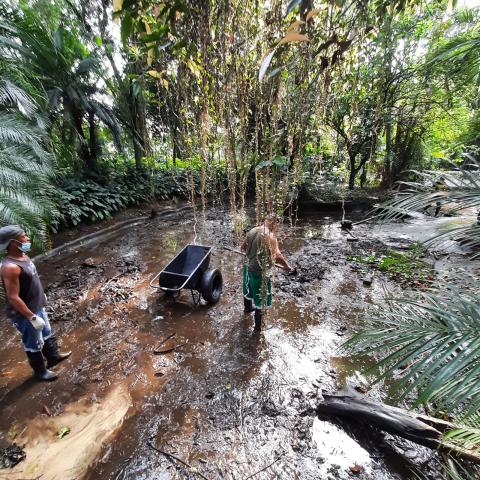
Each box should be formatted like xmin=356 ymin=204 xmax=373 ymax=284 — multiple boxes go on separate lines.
xmin=159 ymin=244 xmax=212 ymax=291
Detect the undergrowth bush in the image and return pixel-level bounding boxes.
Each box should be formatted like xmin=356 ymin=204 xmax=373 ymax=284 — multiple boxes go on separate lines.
xmin=51 ymin=179 xmax=143 ymax=230
xmin=51 ymin=165 xmax=224 ymax=231
xmin=301 ymin=173 xmax=389 ymax=203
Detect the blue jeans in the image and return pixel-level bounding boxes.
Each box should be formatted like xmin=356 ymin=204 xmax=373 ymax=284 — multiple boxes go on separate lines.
xmin=11 ymin=309 xmax=52 ymax=352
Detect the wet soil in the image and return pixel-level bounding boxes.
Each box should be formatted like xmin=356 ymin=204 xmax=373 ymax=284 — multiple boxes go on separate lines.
xmin=0 ymin=206 xmax=476 ymax=480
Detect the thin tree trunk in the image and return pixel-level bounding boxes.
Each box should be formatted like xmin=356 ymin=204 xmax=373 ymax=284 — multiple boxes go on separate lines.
xmin=348 ymin=152 xmax=357 ymax=190
xmin=131 ymin=78 xmax=151 ymax=170
xmin=171 ymin=125 xmax=180 ymax=166
xmin=88 ymin=110 xmax=98 ymax=166
xmin=71 ymin=105 xmax=96 ymax=173
xmin=380 ymin=11 xmax=394 ymax=188
xmin=384 ymin=112 xmax=393 ymax=187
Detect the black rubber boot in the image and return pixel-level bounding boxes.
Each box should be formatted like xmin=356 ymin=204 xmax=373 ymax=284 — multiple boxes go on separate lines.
xmin=254 ymin=309 xmax=262 ymax=331
xmin=244 ymin=298 xmax=255 ymax=313
xmin=26 ymin=351 xmax=57 ymax=381
xmin=42 ymin=336 xmax=72 ymax=368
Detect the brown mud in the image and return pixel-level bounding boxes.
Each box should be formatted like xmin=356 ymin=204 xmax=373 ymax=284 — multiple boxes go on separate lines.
xmin=0 ymin=206 xmax=475 ymax=480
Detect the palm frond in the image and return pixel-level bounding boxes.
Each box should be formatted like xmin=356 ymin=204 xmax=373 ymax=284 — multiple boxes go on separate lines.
xmin=90 ymin=100 xmax=123 ymax=151
xmin=413 ymin=458 xmax=479 ymax=480
xmin=374 ymin=161 xmax=480 ymax=255
xmin=428 ymin=32 xmax=480 ymax=81
xmin=445 ymin=426 xmax=480 ymax=452
xmin=422 ymin=223 xmax=480 ymax=257
xmin=346 ymin=288 xmax=480 ymax=416
xmin=0 ymin=74 xmax=55 ymax=250
xmin=0 ymin=9 xmax=122 ymax=159
xmin=0 ymin=78 xmax=36 ymax=115
xmin=377 ymin=165 xmax=480 ymax=216
xmin=0 ymin=111 xmax=44 ymax=145
xmin=0 ymin=144 xmax=54 ymax=173
xmin=443 ymin=412 xmax=480 ymax=452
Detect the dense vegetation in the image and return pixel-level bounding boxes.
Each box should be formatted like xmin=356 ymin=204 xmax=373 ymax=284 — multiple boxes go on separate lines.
xmin=1 ymin=0 xmax=479 ymax=243
xmin=2 ymin=0 xmax=480 ymax=477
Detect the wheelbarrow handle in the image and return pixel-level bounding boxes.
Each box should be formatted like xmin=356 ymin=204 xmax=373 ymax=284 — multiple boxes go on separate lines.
xmin=220 ymin=246 xmax=246 ymax=256
xmin=149 ymin=271 xmax=162 ymax=289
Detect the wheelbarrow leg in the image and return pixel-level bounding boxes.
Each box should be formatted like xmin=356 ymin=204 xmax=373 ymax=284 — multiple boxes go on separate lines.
xmin=164 ymin=290 xmax=181 ymax=301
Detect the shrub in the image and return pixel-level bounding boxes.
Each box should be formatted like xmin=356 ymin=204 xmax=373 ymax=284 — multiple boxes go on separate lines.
xmin=51 ymin=179 xmax=139 ymax=230
xmin=51 ymin=163 xmax=228 ymax=231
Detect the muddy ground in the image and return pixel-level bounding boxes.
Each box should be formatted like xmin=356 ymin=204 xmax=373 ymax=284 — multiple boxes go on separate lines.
xmin=0 ymin=205 xmax=475 ymax=480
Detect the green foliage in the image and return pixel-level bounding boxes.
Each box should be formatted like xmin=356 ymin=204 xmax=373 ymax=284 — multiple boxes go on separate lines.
xmin=374 ymin=160 xmax=480 ymax=256
xmin=0 ymin=5 xmax=122 ymax=171
xmin=301 ymin=171 xmax=390 ymax=203
xmin=347 ymin=243 xmax=433 ymax=286
xmin=52 ymin=180 xmax=136 ymax=229
xmin=152 ymin=168 xmax=199 ymax=200
xmin=444 ymin=417 xmax=480 ymax=452
xmin=346 ymin=288 xmax=480 ymax=416
xmin=0 ymin=76 xmax=55 ymax=248
xmin=50 ymin=163 xmax=216 ymax=230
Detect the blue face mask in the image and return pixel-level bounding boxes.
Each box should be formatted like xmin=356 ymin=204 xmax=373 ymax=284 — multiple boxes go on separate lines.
xmin=13 ymin=240 xmax=31 ymax=252
xmin=20 ymin=242 xmax=31 ymax=252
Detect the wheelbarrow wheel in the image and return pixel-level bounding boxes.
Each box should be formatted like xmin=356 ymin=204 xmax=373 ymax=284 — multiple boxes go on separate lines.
xmin=200 ymin=269 xmax=223 ymax=304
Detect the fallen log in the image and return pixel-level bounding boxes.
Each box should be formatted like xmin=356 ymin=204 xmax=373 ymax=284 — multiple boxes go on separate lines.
xmin=317 ymin=394 xmax=480 ymax=464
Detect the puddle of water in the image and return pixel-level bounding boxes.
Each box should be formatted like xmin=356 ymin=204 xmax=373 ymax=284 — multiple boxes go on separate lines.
xmin=311 ymin=417 xmax=373 ymax=474
xmin=369 ymin=215 xmax=473 ymax=254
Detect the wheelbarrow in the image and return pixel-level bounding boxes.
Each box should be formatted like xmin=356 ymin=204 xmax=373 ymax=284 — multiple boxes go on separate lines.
xmin=149 ymin=244 xmax=223 ymax=304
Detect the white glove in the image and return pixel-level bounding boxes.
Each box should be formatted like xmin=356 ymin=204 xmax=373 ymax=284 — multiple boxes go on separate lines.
xmin=30 ymin=315 xmax=46 ymax=331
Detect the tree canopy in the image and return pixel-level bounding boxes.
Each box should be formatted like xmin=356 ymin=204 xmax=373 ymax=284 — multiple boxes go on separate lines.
xmin=1 ymin=0 xmax=479 ymax=236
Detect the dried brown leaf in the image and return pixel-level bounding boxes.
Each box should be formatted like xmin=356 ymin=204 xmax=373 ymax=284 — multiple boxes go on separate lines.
xmin=287 ymin=20 xmax=305 ymax=32
xmin=277 ymin=32 xmax=309 ymax=46
xmin=306 ymin=9 xmax=320 ymax=21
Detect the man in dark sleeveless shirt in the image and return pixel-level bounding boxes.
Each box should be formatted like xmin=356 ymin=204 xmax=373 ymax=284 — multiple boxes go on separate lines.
xmin=0 ymin=225 xmax=71 ymax=381
xmin=241 ymin=215 xmax=294 ymax=331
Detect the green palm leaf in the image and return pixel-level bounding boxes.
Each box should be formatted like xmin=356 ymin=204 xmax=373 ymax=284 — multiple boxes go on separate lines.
xmin=0 ymin=75 xmax=55 ymax=248
xmin=0 ymin=9 xmax=122 ymax=161
xmin=428 ymin=31 xmax=480 ymax=81
xmin=0 ymin=78 xmax=36 ymax=115
xmin=346 ymin=288 xmax=480 ymax=416
xmin=0 ymin=112 xmax=44 ymax=145
xmin=374 ymin=161 xmax=480 ymax=256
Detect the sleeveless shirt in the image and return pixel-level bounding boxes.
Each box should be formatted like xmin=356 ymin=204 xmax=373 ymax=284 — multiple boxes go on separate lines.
xmin=246 ymin=226 xmax=273 ymax=275
xmin=1 ymin=257 xmax=46 ymax=317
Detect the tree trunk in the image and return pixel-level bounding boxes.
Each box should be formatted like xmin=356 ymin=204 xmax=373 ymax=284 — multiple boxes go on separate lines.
xmin=383 ymin=112 xmax=393 ymax=187
xmin=380 ymin=11 xmax=394 ymax=189
xmin=71 ymin=105 xmax=97 ymax=173
xmin=360 ymin=165 xmax=367 ymax=188
xmin=348 ymin=152 xmax=357 ymax=190
xmin=171 ymin=125 xmax=180 ymax=166
xmin=88 ymin=110 xmax=99 ymax=166
xmin=99 ymin=2 xmax=150 ymax=170
xmin=132 ymin=130 xmax=145 ymax=168
xmin=317 ymin=394 xmax=480 ymax=464
xmin=130 ymin=79 xmax=151 ymax=171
